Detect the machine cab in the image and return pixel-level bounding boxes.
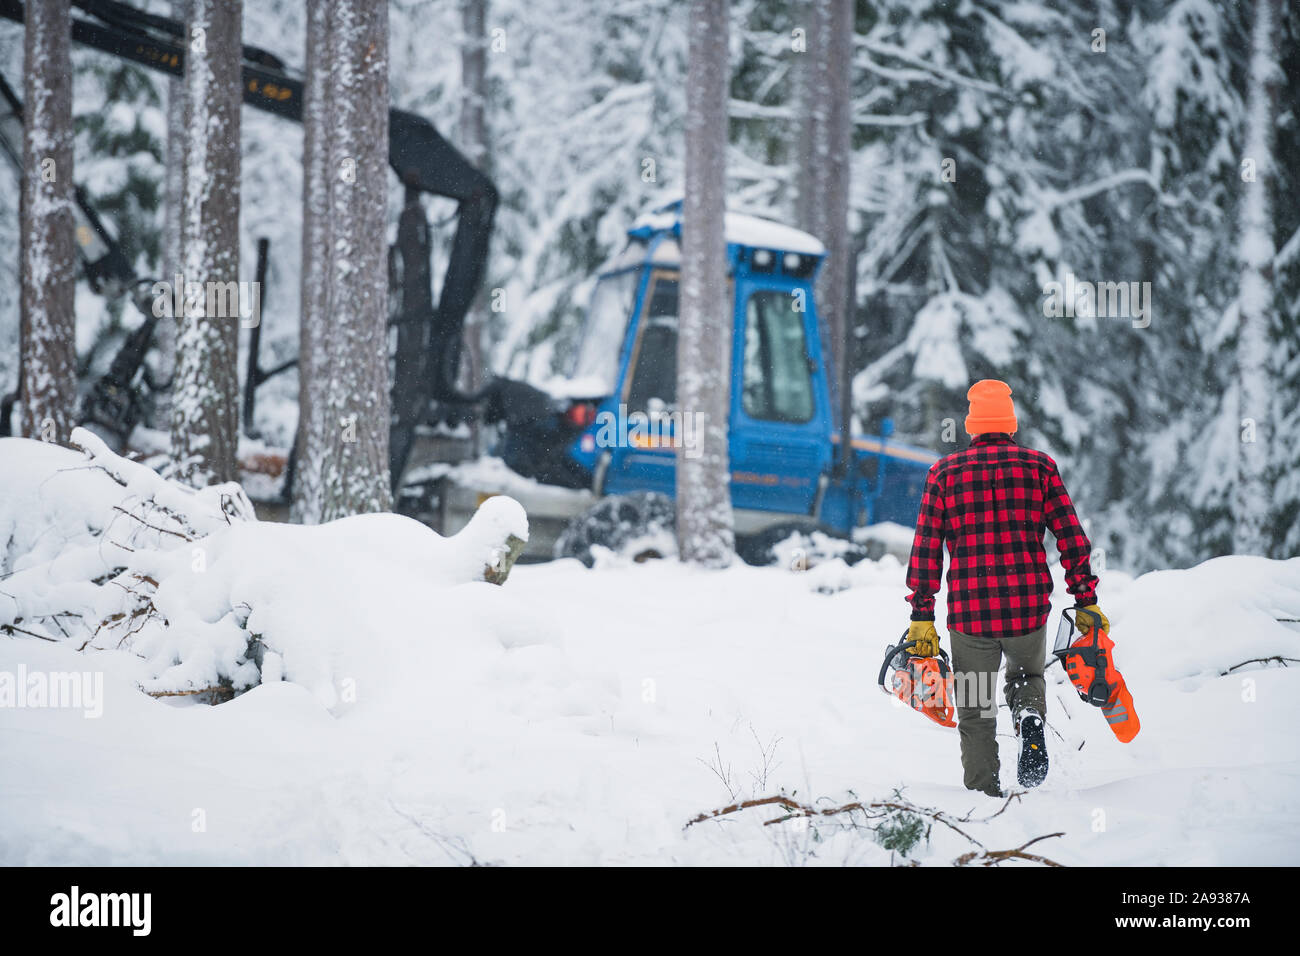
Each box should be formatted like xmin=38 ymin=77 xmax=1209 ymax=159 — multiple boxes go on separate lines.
xmin=559 ymin=200 xmax=835 ymax=520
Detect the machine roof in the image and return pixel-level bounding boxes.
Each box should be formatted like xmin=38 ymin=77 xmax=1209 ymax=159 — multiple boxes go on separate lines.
xmin=627 ymin=199 xmax=826 ymax=258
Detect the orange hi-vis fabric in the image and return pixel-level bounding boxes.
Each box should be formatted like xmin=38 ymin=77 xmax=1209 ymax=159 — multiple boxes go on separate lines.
xmin=964 ymin=379 xmax=1018 ymax=435
xmin=1062 ymin=627 xmax=1140 ymax=743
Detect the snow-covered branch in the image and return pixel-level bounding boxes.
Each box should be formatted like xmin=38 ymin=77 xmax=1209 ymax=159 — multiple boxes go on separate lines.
xmin=1041 ymin=168 xmax=1176 ymax=212
xmin=0 ymin=433 xmax=529 ymax=708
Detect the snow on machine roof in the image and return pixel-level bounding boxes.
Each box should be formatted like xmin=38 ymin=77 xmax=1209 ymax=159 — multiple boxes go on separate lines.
xmin=624 ymin=198 xmax=826 ymax=269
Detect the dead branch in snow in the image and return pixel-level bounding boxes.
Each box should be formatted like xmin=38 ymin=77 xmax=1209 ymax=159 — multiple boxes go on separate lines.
xmin=96 ymin=573 xmax=165 ymax=648
xmin=483 ymin=533 xmax=527 ymax=585
xmin=685 ymin=793 xmax=794 ymax=827
xmin=762 ymin=797 xmax=986 ymax=848
xmin=1 ymin=621 xmax=59 ymax=642
xmin=68 ymin=426 xmax=253 ymax=539
xmin=387 ymin=800 xmax=491 ymax=867
xmin=684 ymin=789 xmax=1063 ymax=866
xmin=1221 ymin=656 xmax=1300 ymax=674
xmin=143 ymin=685 xmax=235 ymax=704
xmin=11 ymin=427 xmax=527 ymax=707
xmin=111 ymin=504 xmax=194 ymax=541
xmin=688 ymin=789 xmax=1019 ymax=829
xmin=953 ymin=833 xmax=1066 ymax=867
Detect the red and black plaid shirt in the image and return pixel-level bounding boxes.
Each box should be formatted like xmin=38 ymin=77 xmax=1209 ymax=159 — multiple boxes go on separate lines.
xmin=906 ymin=433 xmax=1097 ymax=638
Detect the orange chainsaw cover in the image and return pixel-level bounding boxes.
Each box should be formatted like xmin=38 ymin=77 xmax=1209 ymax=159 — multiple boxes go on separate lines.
xmin=1063 ymin=628 xmax=1140 ymax=743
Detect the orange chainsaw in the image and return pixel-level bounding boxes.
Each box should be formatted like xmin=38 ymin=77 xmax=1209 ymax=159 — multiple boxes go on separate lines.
xmin=878 ymin=631 xmax=957 ymax=728
xmin=1052 ymin=607 xmax=1140 ymax=743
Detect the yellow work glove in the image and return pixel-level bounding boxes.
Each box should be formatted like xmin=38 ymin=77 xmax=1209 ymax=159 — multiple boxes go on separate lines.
xmin=908 ymin=620 xmax=941 ymax=657
xmin=1073 ymin=604 xmax=1109 ymax=635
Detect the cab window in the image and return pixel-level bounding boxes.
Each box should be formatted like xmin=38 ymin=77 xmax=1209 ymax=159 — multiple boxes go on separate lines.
xmin=625 ymin=276 xmax=679 ymax=411
xmin=742 ymin=291 xmax=815 ymax=423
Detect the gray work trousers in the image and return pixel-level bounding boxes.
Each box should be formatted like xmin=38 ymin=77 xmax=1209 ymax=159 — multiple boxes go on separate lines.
xmin=949 ymin=625 xmax=1047 ymax=796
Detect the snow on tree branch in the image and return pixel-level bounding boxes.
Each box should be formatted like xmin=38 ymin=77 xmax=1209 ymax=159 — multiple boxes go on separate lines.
xmin=0 ymin=432 xmax=529 ymax=708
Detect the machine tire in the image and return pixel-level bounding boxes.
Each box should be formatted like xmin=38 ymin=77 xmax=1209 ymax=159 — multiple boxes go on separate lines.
xmin=735 ymin=520 xmax=873 ymax=568
xmin=554 ymin=492 xmax=677 ymax=567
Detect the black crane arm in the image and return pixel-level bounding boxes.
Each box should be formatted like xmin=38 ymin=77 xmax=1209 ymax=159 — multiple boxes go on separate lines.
xmin=0 ymin=67 xmax=154 ymax=440
xmin=0 ymin=72 xmax=137 ymax=300
xmin=0 ymin=0 xmax=498 ymax=404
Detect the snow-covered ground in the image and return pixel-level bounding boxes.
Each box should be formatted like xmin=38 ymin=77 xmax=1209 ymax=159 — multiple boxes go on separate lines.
xmin=1 ymin=437 xmax=1298 ymax=866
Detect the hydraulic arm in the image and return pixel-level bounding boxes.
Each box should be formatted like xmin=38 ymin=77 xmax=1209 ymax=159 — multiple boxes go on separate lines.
xmin=0 ymin=0 xmax=499 ymax=483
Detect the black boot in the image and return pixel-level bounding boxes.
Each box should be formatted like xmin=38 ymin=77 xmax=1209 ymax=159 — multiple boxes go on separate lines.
xmin=1016 ymin=708 xmax=1049 ymax=789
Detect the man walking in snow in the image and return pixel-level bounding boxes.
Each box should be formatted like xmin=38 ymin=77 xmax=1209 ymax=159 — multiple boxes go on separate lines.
xmin=904 ymin=380 xmax=1104 ymax=796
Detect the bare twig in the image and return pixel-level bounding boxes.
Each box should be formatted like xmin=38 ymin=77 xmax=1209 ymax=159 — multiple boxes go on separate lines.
xmin=957 ymin=792 xmax=1024 ymax=825
xmin=953 ymin=832 xmax=1066 ymax=867
xmin=698 ymin=742 xmax=739 ymax=802
xmin=111 ymin=505 xmax=192 ymax=541
xmin=747 ymin=724 xmax=783 ymax=793
xmin=387 ymin=800 xmax=488 ymax=867
xmin=1 ymin=622 xmax=58 ymax=642
xmin=143 ymin=685 xmax=234 ymax=702
xmin=687 ymin=789 xmax=1024 ymax=833
xmin=685 ymin=794 xmax=800 ymax=828
xmin=1221 ymin=656 xmax=1300 ymax=674
xmin=685 ymin=789 xmax=1061 ymax=866
xmin=94 ymin=612 xmax=126 ymax=635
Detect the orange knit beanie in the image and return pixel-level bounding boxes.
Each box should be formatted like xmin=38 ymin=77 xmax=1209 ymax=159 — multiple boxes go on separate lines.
xmin=965 ymin=379 xmax=1017 ymax=435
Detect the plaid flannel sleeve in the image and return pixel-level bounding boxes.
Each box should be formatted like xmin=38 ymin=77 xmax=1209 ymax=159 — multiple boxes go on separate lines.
xmin=905 ymin=463 xmax=947 ymax=621
xmin=1043 ymin=464 xmax=1098 ymax=605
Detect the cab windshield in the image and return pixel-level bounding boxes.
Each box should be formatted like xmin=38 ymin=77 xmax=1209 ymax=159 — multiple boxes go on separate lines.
xmin=566 ymin=269 xmax=640 ymax=396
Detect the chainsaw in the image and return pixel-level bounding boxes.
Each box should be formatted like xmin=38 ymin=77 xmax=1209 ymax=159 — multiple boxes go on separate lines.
xmin=1052 ymin=607 xmax=1140 ymax=743
xmin=877 ymin=631 xmax=957 ymax=728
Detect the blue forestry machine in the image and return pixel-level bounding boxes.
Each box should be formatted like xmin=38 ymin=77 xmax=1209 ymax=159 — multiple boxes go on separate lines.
xmin=0 ymin=0 xmax=938 ymax=564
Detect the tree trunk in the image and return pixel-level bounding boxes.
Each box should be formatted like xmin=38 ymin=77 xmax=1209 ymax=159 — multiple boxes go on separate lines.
xmin=170 ymin=0 xmax=243 ymax=486
xmin=676 ymin=0 xmax=734 ymax=567
xmin=460 ymin=0 xmax=490 ymax=458
xmin=794 ymin=0 xmax=829 ymax=241
xmin=1233 ymin=0 xmax=1281 ymax=555
xmin=821 ymin=0 xmax=854 ymax=454
xmin=19 ymin=0 xmax=77 ymax=444
xmin=318 ymin=0 xmax=392 ymax=519
xmin=292 ymin=0 xmax=331 ymax=523
xmin=796 ymin=0 xmax=833 ymax=376
xmin=153 ymin=0 xmax=187 ymax=426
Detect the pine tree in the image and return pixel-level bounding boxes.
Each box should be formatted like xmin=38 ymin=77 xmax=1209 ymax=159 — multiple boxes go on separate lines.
xmin=676 ymin=0 xmax=734 ymax=567
xmin=460 ymin=0 xmax=490 ymax=458
xmin=318 ymin=0 xmax=392 ymax=519
xmin=795 ymin=0 xmax=826 ymax=243
xmin=292 ymin=0 xmax=330 ymax=523
xmin=19 ymin=0 xmax=77 ymax=444
xmin=1273 ymin=0 xmax=1300 ymax=557
xmin=1233 ymin=0 xmax=1282 ymax=555
xmin=796 ymin=0 xmax=831 ymax=366
xmin=154 ymin=0 xmax=187 ymax=426
xmin=170 ymin=0 xmax=243 ymax=486
xmin=819 ymin=0 xmax=853 ymax=443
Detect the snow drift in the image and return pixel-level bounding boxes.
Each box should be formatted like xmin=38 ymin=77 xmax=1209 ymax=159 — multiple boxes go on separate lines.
xmin=1 ymin=432 xmax=1297 ymax=866
xmin=0 ymin=429 xmax=531 ymax=709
